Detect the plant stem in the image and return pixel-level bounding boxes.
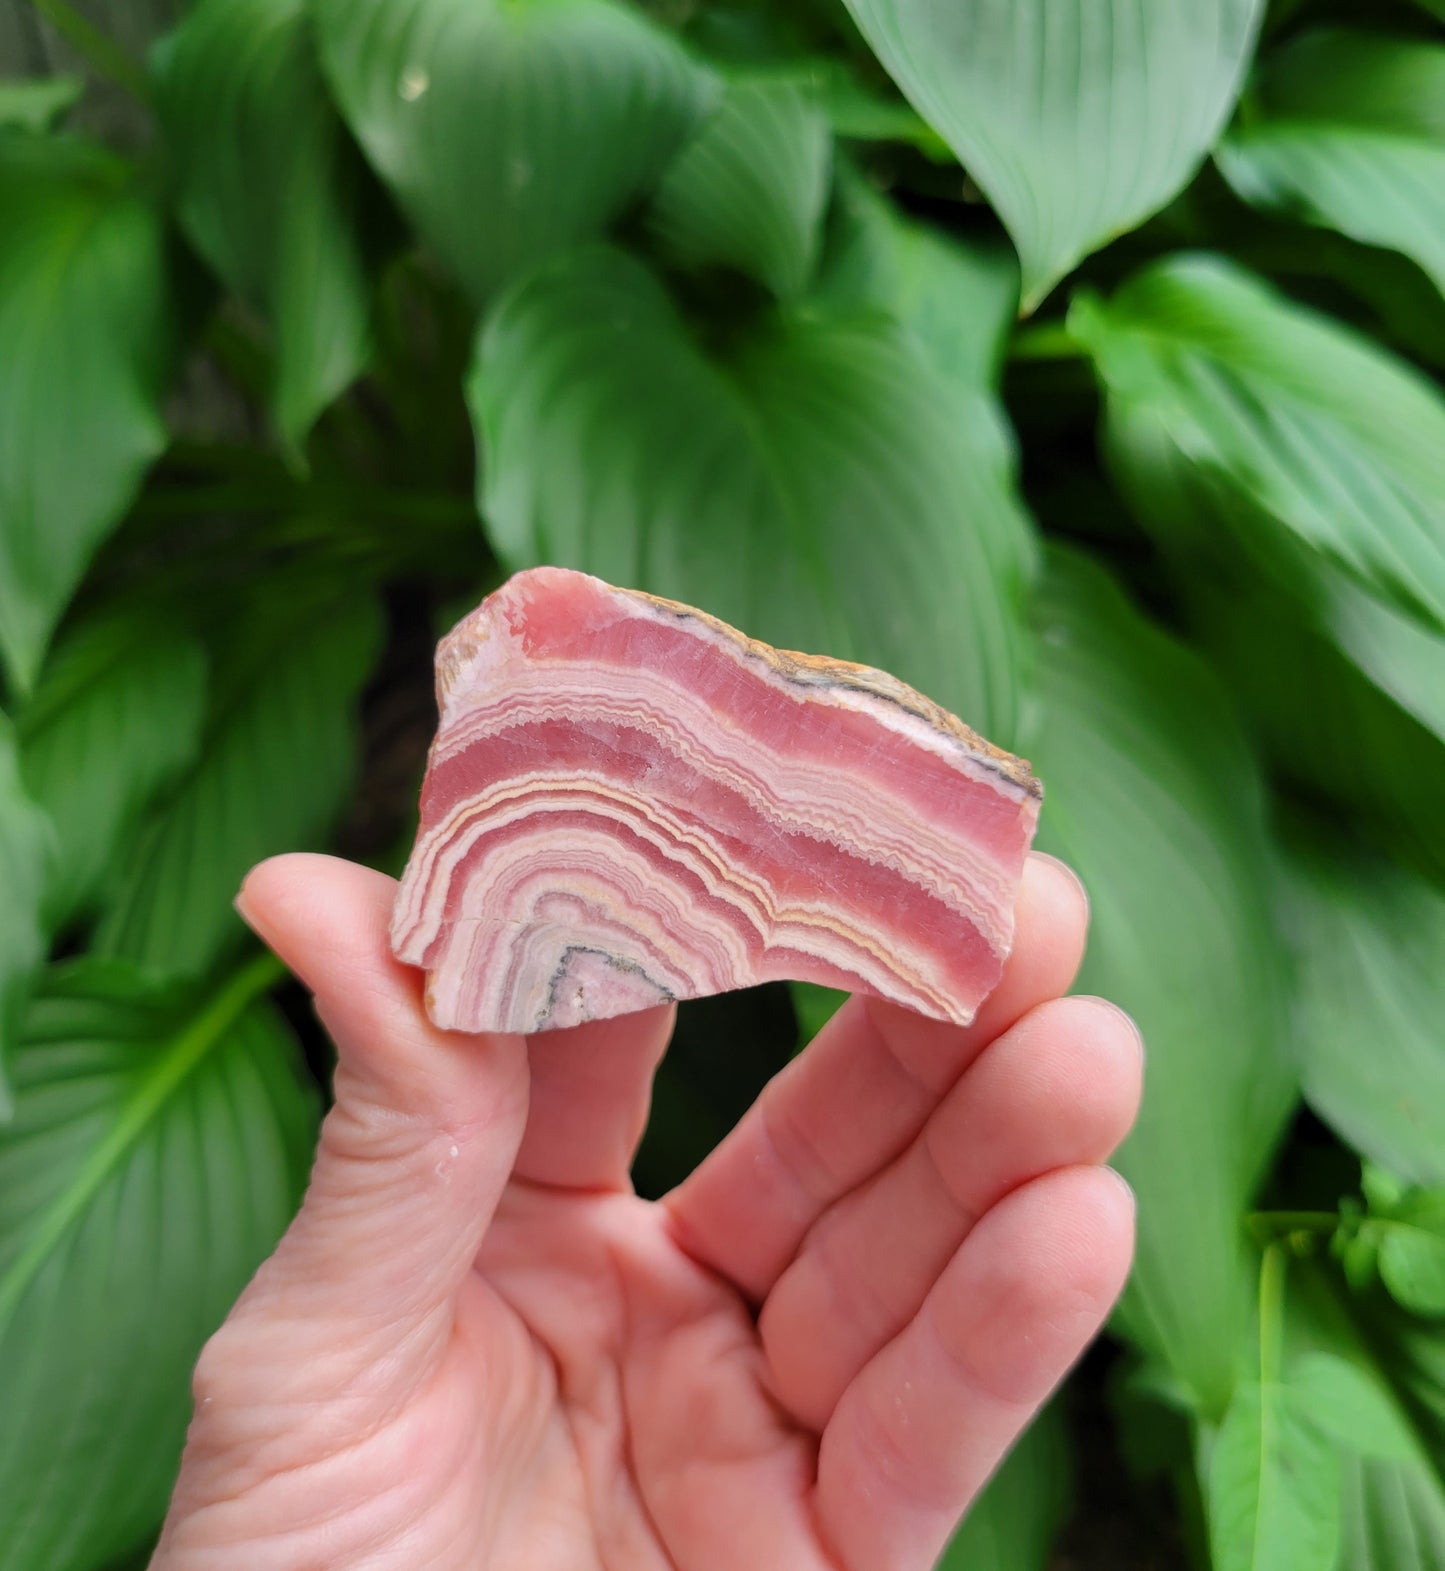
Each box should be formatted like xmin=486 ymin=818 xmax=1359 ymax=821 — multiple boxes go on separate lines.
xmin=1247 ymin=1210 xmax=1339 ymax=1236
xmin=26 ymin=0 xmax=150 ymax=104
xmin=1009 ymin=321 xmax=1087 ymax=362
xmin=1258 ymin=1242 xmax=1287 ymax=1388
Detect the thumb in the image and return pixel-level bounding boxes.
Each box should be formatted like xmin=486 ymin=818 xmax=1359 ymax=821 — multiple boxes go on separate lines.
xmin=235 ymin=853 xmax=529 ymax=1344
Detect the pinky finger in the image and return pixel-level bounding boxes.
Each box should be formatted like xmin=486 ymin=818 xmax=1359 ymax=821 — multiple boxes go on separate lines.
xmin=814 ymin=1166 xmax=1134 ymax=1571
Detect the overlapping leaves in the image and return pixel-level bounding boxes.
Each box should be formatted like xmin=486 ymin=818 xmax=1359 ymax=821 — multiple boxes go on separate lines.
xmin=315 ymin=0 xmax=715 ymax=302
xmin=470 ymin=243 xmax=1030 ymax=743
xmin=0 ymin=137 xmax=174 ymax=694
xmin=1219 ymin=31 xmax=1445 ymax=298
xmin=1073 ymin=255 xmax=1445 ymax=637
xmin=839 ymin=0 xmax=1263 ymax=306
xmin=153 ymin=0 xmax=376 ymax=447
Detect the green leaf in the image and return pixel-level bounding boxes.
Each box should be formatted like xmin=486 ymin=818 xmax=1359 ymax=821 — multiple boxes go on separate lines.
xmin=1208 ymin=1379 xmax=1342 ymax=1571
xmin=938 ymin=1403 xmax=1071 ymax=1569
xmin=0 ymin=715 xmax=50 ymax=1117
xmin=1340 ymin=1457 xmax=1445 ymax=1571
xmin=1024 ymin=546 xmax=1294 ymax=1412
xmin=0 ymin=138 xmax=175 ymax=693
xmin=649 ymin=74 xmax=831 ymax=299
xmin=315 ymin=0 xmax=715 ymax=303
xmin=789 ymin=981 xmax=845 ymax=1047
xmin=93 ymin=591 xmax=383 ymax=979
xmin=1175 ymin=562 xmax=1445 ymax=890
xmin=1290 ymin=1353 xmax=1418 ymax=1465
xmin=153 ymin=0 xmax=375 ymax=447
xmin=0 ymin=76 xmax=83 ymax=131
xmin=1289 ymin=1265 xmax=1445 ymax=1568
xmin=0 ymin=955 xmax=317 ymax=1571
xmin=1219 ymin=32 xmax=1445 ymax=299
xmin=470 ymin=244 xmax=1032 ymax=743
xmin=16 ymin=612 xmax=207 ymax=934
xmin=1282 ymin=841 xmax=1445 ymax=1189
xmin=1074 ymin=254 xmax=1445 ymax=637
xmin=1375 ymin=1195 xmax=1445 ymax=1319
xmin=837 ymin=0 xmax=1263 ymax=308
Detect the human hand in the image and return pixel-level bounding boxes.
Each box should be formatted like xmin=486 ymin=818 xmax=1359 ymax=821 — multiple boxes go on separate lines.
xmin=151 ymin=851 xmax=1140 ymax=1571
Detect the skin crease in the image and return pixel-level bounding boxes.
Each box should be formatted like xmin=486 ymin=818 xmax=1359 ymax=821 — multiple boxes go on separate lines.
xmin=149 ymin=850 xmax=1141 ymax=1571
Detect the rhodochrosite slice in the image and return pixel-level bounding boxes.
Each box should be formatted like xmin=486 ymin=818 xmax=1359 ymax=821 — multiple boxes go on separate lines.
xmin=392 ymin=568 xmax=1042 ymax=1033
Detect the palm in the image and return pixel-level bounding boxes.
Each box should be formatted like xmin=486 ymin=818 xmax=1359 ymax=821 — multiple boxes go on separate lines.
xmin=153 ymin=855 xmax=1139 ymax=1571
xmin=457 ymin=1187 xmax=822 ymax=1570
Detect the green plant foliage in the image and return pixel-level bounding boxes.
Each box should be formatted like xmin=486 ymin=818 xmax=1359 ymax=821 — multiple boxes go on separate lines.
xmin=152 ymin=0 xmax=376 ymax=448
xmin=0 ymin=137 xmax=174 ymax=695
xmin=470 ymin=243 xmax=1030 ymax=741
xmin=1026 ymin=548 xmax=1294 ymax=1413
xmin=1282 ymin=844 xmax=1445 ymax=1188
xmin=315 ymin=0 xmax=716 ymax=303
xmin=838 ymin=0 xmax=1263 ymax=307
xmin=1219 ymin=31 xmax=1445 ymax=298
xmin=0 ymin=76 xmax=83 ymax=132
xmin=16 ymin=613 xmax=207 ymax=935
xmin=0 ymin=956 xmax=317 ymax=1571
xmin=650 ymin=74 xmax=831 ymax=299
xmin=1073 ymin=254 xmax=1445 ymax=636
xmin=93 ymin=593 xmax=382 ymax=979
xmin=0 ymin=715 xmax=51 ymax=1114
xmin=1208 ymin=1377 xmax=1342 ymax=1571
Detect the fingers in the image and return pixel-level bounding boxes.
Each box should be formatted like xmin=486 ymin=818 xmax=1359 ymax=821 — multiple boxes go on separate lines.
xmin=816 ymin=1166 xmax=1135 ymax=1571
xmin=664 ymin=853 xmax=1090 ymax=1299
xmin=513 ymin=1003 xmax=675 ymax=1190
xmin=760 ymin=995 xmax=1143 ymax=1429
xmin=234 ymin=854 xmax=529 ymax=1339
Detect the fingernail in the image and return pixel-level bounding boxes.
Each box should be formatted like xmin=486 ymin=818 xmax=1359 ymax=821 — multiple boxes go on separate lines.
xmin=1032 ymin=851 xmax=1089 ymax=920
xmin=1104 ymin=1167 xmax=1137 ymax=1212
xmin=233 ymin=883 xmax=274 ymax=946
xmin=1075 ymin=995 xmax=1145 ymax=1066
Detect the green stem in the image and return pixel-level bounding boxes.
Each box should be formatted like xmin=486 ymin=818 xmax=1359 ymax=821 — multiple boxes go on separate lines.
xmin=1247 ymin=1210 xmax=1339 ymax=1236
xmin=1258 ymin=1242 xmax=1287 ymax=1388
xmin=1009 ymin=321 xmax=1087 ymax=362
xmin=25 ymin=0 xmax=150 ymax=104
xmin=0 ymin=951 xmax=285 ymax=1325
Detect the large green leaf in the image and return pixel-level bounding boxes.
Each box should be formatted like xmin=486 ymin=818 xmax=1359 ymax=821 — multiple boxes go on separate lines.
xmin=837 ymin=0 xmax=1263 ymax=307
xmin=1219 ymin=31 xmax=1445 ymax=299
xmin=93 ymin=591 xmax=382 ymax=979
xmin=470 ymin=243 xmax=1031 ymax=742
xmin=649 ymin=74 xmax=831 ymax=299
xmin=939 ymin=1404 xmax=1070 ymax=1569
xmin=17 ymin=612 xmax=207 ymax=934
xmin=1281 ymin=841 xmax=1445 ymax=1189
xmin=0 ymin=138 xmax=175 ymax=694
xmin=1073 ymin=255 xmax=1445 ymax=637
xmin=0 ymin=955 xmax=317 ymax=1571
xmin=0 ymin=714 xmax=50 ymax=1117
xmin=153 ymin=0 xmax=375 ymax=447
xmin=315 ymin=0 xmax=715 ymax=303
xmin=1291 ymin=1269 xmax=1445 ymax=1570
xmin=1208 ymin=1378 xmax=1342 ymax=1571
xmin=1025 ymin=546 xmax=1294 ymax=1413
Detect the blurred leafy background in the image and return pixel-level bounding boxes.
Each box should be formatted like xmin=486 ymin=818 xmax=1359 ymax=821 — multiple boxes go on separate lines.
xmin=1 ymin=0 xmax=1443 ymax=1566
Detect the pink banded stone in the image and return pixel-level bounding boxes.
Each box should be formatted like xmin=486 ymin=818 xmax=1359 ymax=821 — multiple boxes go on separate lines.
xmin=391 ymin=567 xmax=1042 ymax=1034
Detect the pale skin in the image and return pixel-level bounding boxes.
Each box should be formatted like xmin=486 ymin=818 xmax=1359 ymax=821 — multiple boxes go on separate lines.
xmin=150 ymin=850 xmax=1141 ymax=1571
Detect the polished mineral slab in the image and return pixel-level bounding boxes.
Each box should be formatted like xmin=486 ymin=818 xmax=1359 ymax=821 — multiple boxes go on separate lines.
xmin=392 ymin=567 xmax=1042 ymax=1034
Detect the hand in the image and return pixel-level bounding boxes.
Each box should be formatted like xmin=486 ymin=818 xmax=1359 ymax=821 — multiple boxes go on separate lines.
xmin=151 ymin=851 xmax=1140 ymax=1571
